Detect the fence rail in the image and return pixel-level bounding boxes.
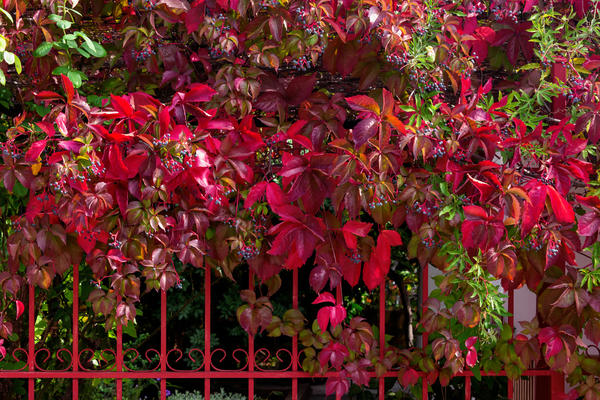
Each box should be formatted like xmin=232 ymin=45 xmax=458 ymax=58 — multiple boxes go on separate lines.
xmin=0 ymin=262 xmax=564 ymax=400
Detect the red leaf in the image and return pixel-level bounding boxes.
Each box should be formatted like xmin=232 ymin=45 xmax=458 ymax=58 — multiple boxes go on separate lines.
xmin=325 ymin=375 xmax=350 ymax=398
xmin=110 ymin=94 xmax=133 ymax=118
xmin=345 ymin=95 xmax=380 ymax=114
xmin=36 ymin=121 xmax=55 ymax=138
xmin=244 ymin=182 xmax=267 ymax=209
xmin=341 ymin=220 xmax=372 ymax=249
xmin=363 ymin=230 xmax=402 ymax=290
xmin=330 ymin=304 xmax=347 ymax=329
xmin=401 ymin=368 xmax=420 ymax=387
xmin=286 ymin=74 xmax=317 ymax=105
xmin=184 ymin=83 xmax=217 ymax=103
xmin=15 ymin=300 xmax=24 ymax=320
xmin=77 ymin=233 xmax=97 ymax=254
xmin=312 ymin=292 xmax=336 ymax=305
xmin=60 ymin=74 xmax=74 ymax=104
xmin=521 ymin=183 xmax=547 ymax=236
xmin=185 ymin=6 xmax=204 ymax=34
xmin=341 ymin=257 xmax=361 ymax=287
xmin=466 ymin=348 xmax=478 ymax=367
xmin=352 ymin=117 xmax=378 ymax=148
xmin=25 ymin=140 xmax=47 ymax=162
xmin=546 ymin=185 xmax=574 ymax=224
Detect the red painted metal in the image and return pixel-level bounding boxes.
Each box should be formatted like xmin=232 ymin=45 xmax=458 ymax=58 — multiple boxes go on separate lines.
xmin=2 ymin=263 xmax=561 ymax=400
xmin=73 ymin=265 xmax=79 ymax=399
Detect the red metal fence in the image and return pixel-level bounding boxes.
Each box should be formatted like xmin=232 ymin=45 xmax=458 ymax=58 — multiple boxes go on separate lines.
xmin=0 ymin=63 xmax=569 ymax=400
xmin=0 ymin=263 xmax=564 ymax=400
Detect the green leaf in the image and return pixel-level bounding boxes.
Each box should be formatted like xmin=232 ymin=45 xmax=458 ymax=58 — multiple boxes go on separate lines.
xmin=74 ymin=31 xmax=94 ymax=48
xmin=0 ymin=8 xmax=13 ymax=23
xmin=76 ymin=47 xmax=91 ymax=58
xmin=0 ymin=36 xmax=6 ymax=52
xmin=52 ymin=65 xmax=70 ymax=75
xmin=66 ymin=70 xmax=83 ymax=88
xmin=0 ymin=69 xmax=5 ymax=86
xmin=3 ymin=51 xmax=15 ymax=65
xmin=48 ymin=14 xmax=62 ymax=22
xmin=80 ymin=40 xmax=107 ymax=58
xmin=13 ymin=181 xmax=28 ymax=198
xmin=14 ymin=54 xmax=21 ymax=74
xmin=33 ymin=42 xmax=53 ymax=57
xmin=57 ymin=19 xmax=72 ymax=29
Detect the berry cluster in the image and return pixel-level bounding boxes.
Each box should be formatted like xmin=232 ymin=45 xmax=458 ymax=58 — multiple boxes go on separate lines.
xmin=265 ymin=132 xmax=283 ymax=146
xmin=431 ymin=142 xmax=446 ymax=158
xmin=305 ymin=23 xmax=324 ymax=36
xmin=289 ymin=55 xmax=313 ymax=72
xmin=206 ymin=193 xmax=223 ymax=206
xmin=467 ymin=0 xmax=487 ymax=15
xmin=369 ymin=198 xmax=390 ymax=209
xmin=424 ymin=80 xmax=447 ymax=92
xmin=140 ymin=0 xmax=157 ymax=10
xmin=540 ymin=176 xmax=554 ymax=185
xmin=15 ymin=44 xmax=30 ymax=59
xmin=412 ymin=201 xmax=438 ymax=217
xmin=163 ymin=157 xmax=185 ymax=174
xmin=109 ymin=237 xmax=123 ymax=248
xmin=152 ymin=136 xmax=170 ymax=147
xmin=490 ymin=3 xmax=520 ymax=23
xmin=349 ymin=251 xmax=362 ymax=264
xmin=225 ymin=217 xmax=237 ymax=228
xmin=237 ymin=243 xmax=260 ymax=260
xmin=209 ymin=46 xmax=235 ymax=59
xmin=421 ymin=237 xmax=440 ymax=249
xmin=259 ymin=0 xmax=279 ymax=9
xmin=179 ymin=148 xmax=195 ymax=168
xmin=83 ymin=159 xmax=106 ymax=177
xmin=131 ymin=43 xmax=156 ymax=62
xmin=451 ymin=148 xmax=467 ymax=163
xmin=567 ymin=76 xmax=587 ymax=104
xmin=50 ymin=177 xmax=69 ymax=196
xmin=386 ymin=52 xmax=409 ymax=67
xmin=251 ymin=211 xmax=268 ymax=234
xmin=547 ymin=241 xmax=561 ymax=257
xmin=0 ymin=143 xmax=22 ymax=160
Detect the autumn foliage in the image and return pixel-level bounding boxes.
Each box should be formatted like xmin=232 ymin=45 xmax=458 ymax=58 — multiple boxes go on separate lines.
xmin=1 ymin=0 xmax=600 ymax=397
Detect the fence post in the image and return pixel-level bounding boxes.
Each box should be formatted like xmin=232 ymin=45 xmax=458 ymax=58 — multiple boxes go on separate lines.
xmin=161 ymin=288 xmax=167 ymax=400
xmin=72 ymin=265 xmax=79 ymax=399
xmin=28 ymin=284 xmax=34 ymax=400
xmin=205 ymin=265 xmax=211 ymax=400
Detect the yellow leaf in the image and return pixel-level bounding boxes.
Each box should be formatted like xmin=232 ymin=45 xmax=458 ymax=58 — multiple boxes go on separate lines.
xmin=32 ymin=161 xmax=42 ymax=175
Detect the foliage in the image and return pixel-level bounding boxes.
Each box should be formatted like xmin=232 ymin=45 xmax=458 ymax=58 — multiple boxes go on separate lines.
xmin=168 ymin=388 xmax=249 ymax=400
xmin=0 ymin=0 xmax=599 ymax=398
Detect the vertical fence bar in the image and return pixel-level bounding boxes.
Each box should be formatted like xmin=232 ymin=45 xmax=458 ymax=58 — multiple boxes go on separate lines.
xmin=465 ymin=376 xmax=471 ymax=400
xmin=28 ymin=284 xmax=34 ymax=400
xmin=507 ymin=289 xmax=514 ymax=400
xmin=379 ymin=282 xmax=385 ymax=400
xmin=116 ymin=289 xmax=123 ymax=400
xmin=205 ymin=265 xmax=211 ymax=400
xmin=550 ymin=372 xmax=564 ymax=399
xmin=292 ymin=267 xmax=298 ymax=400
xmin=72 ymin=265 xmax=79 ymax=399
xmin=422 ymin=265 xmax=429 ymax=400
xmin=248 ymin=270 xmax=254 ymax=400
xmin=160 ymin=288 xmax=167 ymax=400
